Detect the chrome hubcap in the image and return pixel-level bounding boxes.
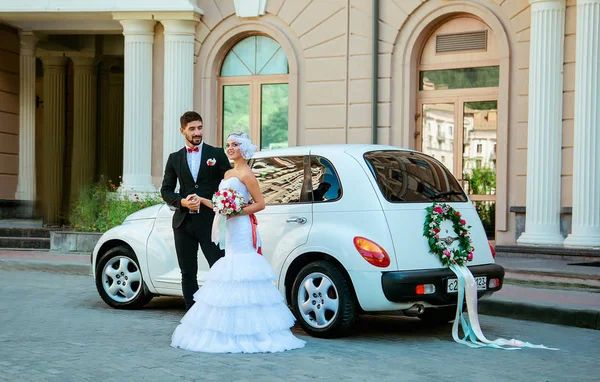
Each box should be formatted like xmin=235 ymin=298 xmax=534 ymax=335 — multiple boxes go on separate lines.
xmin=102 ymin=256 xmax=142 ymax=303
xmin=297 ymin=272 xmax=339 ymax=329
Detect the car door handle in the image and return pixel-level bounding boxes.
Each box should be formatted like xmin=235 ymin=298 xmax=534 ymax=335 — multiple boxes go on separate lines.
xmin=286 ymin=217 xmax=307 ymax=224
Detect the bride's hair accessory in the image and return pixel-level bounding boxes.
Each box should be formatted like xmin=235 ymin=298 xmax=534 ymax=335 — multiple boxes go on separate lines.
xmin=227 ymin=132 xmax=257 ymax=160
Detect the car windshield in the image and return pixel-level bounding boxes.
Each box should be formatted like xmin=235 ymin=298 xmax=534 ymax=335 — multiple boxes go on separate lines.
xmin=363 ymin=150 xmax=468 ymax=203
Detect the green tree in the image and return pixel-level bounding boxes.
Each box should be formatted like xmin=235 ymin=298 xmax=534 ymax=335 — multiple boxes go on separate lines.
xmin=223 ymin=85 xmax=251 ymax=144
xmin=464 ymin=166 xmax=496 ymax=194
xmin=260 ymin=84 xmax=288 ymax=149
xmin=421 ymin=66 xmax=500 ymax=90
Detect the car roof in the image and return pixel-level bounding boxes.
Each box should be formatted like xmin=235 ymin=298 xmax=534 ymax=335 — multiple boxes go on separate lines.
xmin=251 ymin=144 xmax=417 ymax=159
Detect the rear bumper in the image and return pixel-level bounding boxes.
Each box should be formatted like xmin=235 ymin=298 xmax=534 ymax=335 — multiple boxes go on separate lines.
xmin=381 ymin=264 xmax=504 ymax=305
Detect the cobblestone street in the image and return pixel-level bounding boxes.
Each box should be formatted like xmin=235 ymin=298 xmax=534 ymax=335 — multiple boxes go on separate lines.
xmin=1 ymin=269 xmax=599 ymax=382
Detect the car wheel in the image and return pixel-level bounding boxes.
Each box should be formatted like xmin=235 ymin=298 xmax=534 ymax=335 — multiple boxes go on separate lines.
xmin=291 ymin=260 xmax=356 ymax=338
xmin=95 ymin=245 xmax=153 ymax=309
xmin=418 ymin=306 xmax=459 ymax=324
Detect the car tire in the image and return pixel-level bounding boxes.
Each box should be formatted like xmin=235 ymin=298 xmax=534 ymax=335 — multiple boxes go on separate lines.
xmin=418 ymin=306 xmax=460 ymax=324
xmin=291 ymin=260 xmax=356 ymax=338
xmin=95 ymin=245 xmax=153 ymax=309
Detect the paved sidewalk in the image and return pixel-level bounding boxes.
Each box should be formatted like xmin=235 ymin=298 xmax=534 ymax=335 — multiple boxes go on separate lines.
xmin=0 ymin=250 xmax=91 ymax=275
xmin=1 ymin=249 xmax=598 ymax=330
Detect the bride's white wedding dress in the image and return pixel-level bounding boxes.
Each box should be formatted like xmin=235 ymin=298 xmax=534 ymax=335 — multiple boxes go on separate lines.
xmin=171 ymin=177 xmax=306 ymax=353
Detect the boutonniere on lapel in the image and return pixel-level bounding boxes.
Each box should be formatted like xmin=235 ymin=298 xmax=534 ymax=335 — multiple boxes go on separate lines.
xmin=206 ymin=158 xmax=217 ymax=167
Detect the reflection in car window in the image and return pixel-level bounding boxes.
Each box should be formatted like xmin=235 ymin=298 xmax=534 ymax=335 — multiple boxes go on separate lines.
xmin=310 ymin=156 xmax=341 ymax=202
xmin=364 ymin=150 xmax=468 ymax=203
xmin=251 ymin=156 xmax=306 ymax=204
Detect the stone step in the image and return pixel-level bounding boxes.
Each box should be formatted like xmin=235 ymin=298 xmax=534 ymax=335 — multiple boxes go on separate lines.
xmin=0 ymin=237 xmax=51 ymax=250
xmin=0 ymin=200 xmax=37 ymax=220
xmin=495 ymin=255 xmax=600 ymax=292
xmin=504 ymin=270 xmax=600 ymax=291
xmin=0 ymin=219 xmax=43 ymax=229
xmin=495 ymin=245 xmax=600 ymax=262
xmin=496 ymin=255 xmax=600 ymax=291
xmin=0 ymin=227 xmax=52 ymax=238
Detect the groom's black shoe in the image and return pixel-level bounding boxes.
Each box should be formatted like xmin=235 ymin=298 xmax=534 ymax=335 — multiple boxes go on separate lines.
xmin=185 ymin=301 xmax=195 ymax=311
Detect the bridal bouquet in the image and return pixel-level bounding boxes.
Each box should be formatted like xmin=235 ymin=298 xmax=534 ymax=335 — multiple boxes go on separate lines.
xmin=212 ymin=188 xmax=245 ymax=216
xmin=211 ymin=188 xmax=245 ymax=250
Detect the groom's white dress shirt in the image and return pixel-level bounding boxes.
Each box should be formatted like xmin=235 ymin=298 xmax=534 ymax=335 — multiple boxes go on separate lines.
xmin=186 ymin=142 xmax=203 ymax=183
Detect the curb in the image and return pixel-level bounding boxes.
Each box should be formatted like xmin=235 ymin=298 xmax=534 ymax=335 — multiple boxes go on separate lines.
xmin=479 ymin=298 xmax=600 ymax=330
xmin=0 ymin=258 xmax=91 ymax=276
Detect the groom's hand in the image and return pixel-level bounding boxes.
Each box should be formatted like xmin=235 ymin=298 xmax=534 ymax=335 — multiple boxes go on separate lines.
xmin=182 ymin=194 xmax=201 ymax=210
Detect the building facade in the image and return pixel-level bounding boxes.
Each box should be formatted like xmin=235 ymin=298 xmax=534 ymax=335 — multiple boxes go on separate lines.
xmin=0 ymin=0 xmax=598 ymax=248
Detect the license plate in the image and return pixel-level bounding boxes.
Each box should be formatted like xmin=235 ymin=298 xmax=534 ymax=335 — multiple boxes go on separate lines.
xmin=447 ymin=276 xmax=487 ymax=293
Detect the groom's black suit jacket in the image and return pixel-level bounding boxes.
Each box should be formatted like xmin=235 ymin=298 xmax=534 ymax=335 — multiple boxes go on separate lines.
xmin=160 ymin=144 xmax=231 ymax=229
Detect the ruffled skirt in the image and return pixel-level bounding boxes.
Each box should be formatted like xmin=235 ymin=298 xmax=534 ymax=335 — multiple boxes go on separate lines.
xmin=171 ymin=251 xmax=306 ymax=353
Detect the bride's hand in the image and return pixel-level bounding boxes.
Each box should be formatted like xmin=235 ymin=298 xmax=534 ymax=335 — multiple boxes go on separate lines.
xmin=198 ymin=197 xmax=214 ymax=210
xmin=227 ymin=211 xmax=243 ymax=220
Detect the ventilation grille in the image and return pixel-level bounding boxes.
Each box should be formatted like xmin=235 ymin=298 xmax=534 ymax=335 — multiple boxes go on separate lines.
xmin=436 ymin=31 xmax=487 ymax=53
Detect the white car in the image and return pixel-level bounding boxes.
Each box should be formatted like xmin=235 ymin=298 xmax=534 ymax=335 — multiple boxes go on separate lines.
xmin=92 ymin=145 xmax=504 ymax=338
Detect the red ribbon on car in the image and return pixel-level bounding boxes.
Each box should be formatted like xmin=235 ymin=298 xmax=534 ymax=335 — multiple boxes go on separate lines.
xmin=249 ymin=213 xmax=262 ymax=255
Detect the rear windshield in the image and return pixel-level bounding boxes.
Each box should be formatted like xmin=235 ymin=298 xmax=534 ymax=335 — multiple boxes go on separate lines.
xmin=363 ymin=150 xmax=468 ymax=203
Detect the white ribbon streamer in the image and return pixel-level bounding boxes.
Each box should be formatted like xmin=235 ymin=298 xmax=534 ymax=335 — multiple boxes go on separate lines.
xmin=211 ymin=213 xmax=227 ymax=250
xmin=448 ymin=264 xmax=558 ymax=350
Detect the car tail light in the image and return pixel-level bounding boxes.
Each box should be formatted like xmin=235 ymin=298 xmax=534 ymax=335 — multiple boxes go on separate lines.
xmin=353 ymin=237 xmax=390 ymax=268
xmin=489 ymin=278 xmax=501 ymax=288
xmin=489 ymin=243 xmax=496 ymax=259
xmin=416 ymin=284 xmax=436 ymax=295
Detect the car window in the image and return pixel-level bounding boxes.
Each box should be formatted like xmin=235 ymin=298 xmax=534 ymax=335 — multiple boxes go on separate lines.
xmin=251 ymin=156 xmax=309 ymax=205
xmin=363 ymin=150 xmax=468 ymax=203
xmin=309 ymin=156 xmax=342 ymax=202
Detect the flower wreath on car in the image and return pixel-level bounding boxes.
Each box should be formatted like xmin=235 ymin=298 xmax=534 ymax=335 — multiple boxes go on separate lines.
xmin=421 ymin=202 xmax=555 ymax=351
xmin=423 ymin=202 xmax=474 ymax=267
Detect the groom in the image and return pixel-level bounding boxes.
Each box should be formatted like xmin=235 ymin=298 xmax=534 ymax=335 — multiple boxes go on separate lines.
xmin=160 ymin=111 xmax=231 ymax=309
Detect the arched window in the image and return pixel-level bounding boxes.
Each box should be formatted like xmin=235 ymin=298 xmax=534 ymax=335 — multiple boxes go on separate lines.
xmin=218 ymin=35 xmax=289 ymax=150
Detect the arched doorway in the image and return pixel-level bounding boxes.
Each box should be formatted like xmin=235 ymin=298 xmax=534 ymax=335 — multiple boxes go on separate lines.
xmin=415 ymin=16 xmax=499 ymax=241
xmin=217 ymin=35 xmax=289 ymax=150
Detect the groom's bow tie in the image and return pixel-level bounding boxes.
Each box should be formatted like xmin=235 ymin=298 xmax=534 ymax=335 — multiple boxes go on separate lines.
xmin=187 ymin=146 xmax=199 ymax=153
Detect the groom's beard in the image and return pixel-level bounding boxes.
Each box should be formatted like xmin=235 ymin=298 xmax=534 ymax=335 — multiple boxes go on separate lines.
xmin=187 ymin=136 xmax=202 ymax=146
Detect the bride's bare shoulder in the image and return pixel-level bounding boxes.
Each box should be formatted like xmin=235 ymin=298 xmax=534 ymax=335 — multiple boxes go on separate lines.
xmin=238 ymin=167 xmax=257 ymax=184
xmin=223 ymin=169 xmax=235 ymax=179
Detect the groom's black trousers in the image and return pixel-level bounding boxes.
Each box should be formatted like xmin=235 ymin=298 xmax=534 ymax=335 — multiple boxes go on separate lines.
xmin=173 ymin=210 xmax=225 ymax=309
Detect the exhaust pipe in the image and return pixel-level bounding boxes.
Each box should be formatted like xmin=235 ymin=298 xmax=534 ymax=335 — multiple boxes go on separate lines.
xmin=403 ymin=304 xmax=425 ymax=317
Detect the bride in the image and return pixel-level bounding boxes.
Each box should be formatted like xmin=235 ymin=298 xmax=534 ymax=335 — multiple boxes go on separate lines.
xmin=170 ymin=132 xmax=306 ymax=353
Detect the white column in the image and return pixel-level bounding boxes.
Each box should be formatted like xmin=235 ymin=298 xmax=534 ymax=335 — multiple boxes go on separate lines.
xmin=70 ymin=57 xmax=98 ymax=203
xmin=15 ymin=31 xmax=37 ymax=201
xmin=119 ymin=19 xmax=157 ymax=193
xmin=41 ymin=56 xmax=68 ymax=226
xmin=159 ymin=19 xmax=197 ymax=170
xmin=517 ymin=0 xmax=566 ymax=245
xmin=564 ymin=0 xmax=600 ymax=247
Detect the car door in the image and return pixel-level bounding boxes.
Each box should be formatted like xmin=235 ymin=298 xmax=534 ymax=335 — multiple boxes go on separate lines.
xmin=250 ymin=155 xmax=313 ymax=277
xmin=146 ymin=205 xmax=212 ymax=294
